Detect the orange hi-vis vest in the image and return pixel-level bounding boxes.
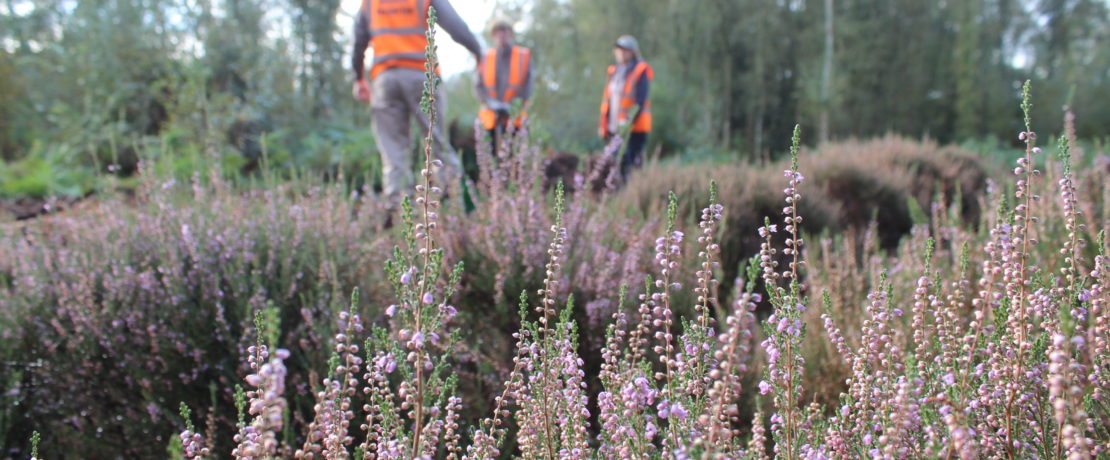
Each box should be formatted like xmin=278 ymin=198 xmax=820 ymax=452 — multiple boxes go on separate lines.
xmin=365 ymin=0 xmax=434 ymax=79
xmin=478 ymin=45 xmax=531 ymax=130
xmin=599 ymin=60 xmax=653 ymax=136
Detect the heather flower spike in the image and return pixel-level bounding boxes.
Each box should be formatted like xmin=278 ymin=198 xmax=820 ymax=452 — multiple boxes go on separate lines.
xmin=759 ymin=123 xmax=811 ymax=458
xmin=179 ymin=402 xmax=210 ymax=459
xmin=294 ymin=8 xmax=464 ymax=459
xmin=30 ymin=431 xmax=41 ymax=460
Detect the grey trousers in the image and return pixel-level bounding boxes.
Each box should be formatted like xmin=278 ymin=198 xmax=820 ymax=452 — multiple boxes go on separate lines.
xmin=371 ymin=67 xmax=462 ymax=206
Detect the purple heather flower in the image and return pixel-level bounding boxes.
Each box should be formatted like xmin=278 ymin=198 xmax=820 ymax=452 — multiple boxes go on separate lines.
xmin=385 ymin=305 xmax=398 ymax=317
xmin=422 ymin=292 xmax=434 ymax=304
xmin=657 ymin=400 xmax=670 ymax=418
xmin=245 ymin=374 xmax=263 ymax=386
xmin=669 ymin=402 xmax=688 ymax=419
xmin=759 ymin=380 xmax=772 ymax=395
xmin=754 ymin=225 xmax=781 ymax=238
xmin=942 ymin=373 xmax=955 ymax=386
xmin=375 ymin=354 xmax=397 ymax=373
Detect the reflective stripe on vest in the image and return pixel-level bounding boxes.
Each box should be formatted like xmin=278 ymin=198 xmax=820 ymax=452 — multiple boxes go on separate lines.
xmin=599 ymin=60 xmax=653 ymax=135
xmin=478 ymin=46 xmax=531 ymax=130
xmin=366 ymin=0 xmax=431 ymax=79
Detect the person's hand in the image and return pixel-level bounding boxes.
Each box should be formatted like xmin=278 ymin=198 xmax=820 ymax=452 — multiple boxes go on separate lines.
xmin=353 ymin=79 xmax=371 ymax=103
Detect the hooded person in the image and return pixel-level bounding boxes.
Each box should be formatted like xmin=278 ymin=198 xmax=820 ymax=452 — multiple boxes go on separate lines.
xmin=599 ymin=35 xmax=653 ymax=183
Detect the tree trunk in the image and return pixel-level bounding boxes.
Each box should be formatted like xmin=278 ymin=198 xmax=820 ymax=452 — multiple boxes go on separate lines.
xmin=819 ymin=0 xmax=834 ymax=144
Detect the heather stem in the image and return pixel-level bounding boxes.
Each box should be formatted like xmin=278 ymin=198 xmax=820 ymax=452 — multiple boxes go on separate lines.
xmin=411 ymin=7 xmax=443 ymax=454
xmin=1005 ymin=80 xmax=1037 ymax=457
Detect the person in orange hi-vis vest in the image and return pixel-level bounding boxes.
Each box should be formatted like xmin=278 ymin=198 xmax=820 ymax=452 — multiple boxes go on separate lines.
xmin=599 ymin=35 xmax=653 ymax=183
xmin=351 ymin=0 xmax=481 ymax=210
xmin=475 ymin=17 xmax=534 ymax=155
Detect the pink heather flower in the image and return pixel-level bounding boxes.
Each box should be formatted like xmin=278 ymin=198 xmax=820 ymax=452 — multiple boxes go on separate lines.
xmin=385 ymin=305 xmax=398 ymax=317
xmin=657 ymin=400 xmax=671 ymax=418
xmin=645 ymin=422 xmax=657 ymax=440
xmin=942 ymin=373 xmax=955 ymax=386
xmin=375 ymin=354 xmax=397 ymax=373
xmin=759 ymin=380 xmax=772 ymax=395
xmin=758 ymin=225 xmax=778 ymax=237
xmin=669 ymin=403 xmax=687 ymax=420
xmin=400 ymin=270 xmax=412 ymax=285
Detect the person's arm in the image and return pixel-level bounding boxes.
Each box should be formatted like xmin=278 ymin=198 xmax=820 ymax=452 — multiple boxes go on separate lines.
xmin=430 ymin=0 xmax=482 ymax=59
xmin=631 ymin=66 xmax=651 ymax=122
xmin=474 ymin=67 xmax=500 ymax=109
xmin=520 ymin=50 xmax=534 ymax=104
xmin=351 ymin=10 xmax=371 ymax=80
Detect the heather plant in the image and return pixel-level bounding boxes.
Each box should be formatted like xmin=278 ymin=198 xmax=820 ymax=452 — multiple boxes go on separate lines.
xmin=613 ymin=136 xmax=990 ymax=298
xmin=4 ymin=8 xmax=1110 ymax=457
xmin=29 ymin=430 xmax=40 ymax=460
xmin=804 ymin=82 xmax=1110 ymax=458
xmin=178 ymin=403 xmax=210 ymax=458
xmin=0 ymin=116 xmax=406 ymax=457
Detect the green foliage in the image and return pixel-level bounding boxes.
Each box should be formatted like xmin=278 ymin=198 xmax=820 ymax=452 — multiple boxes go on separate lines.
xmin=1 ymin=0 xmax=1109 ymax=199
xmin=514 ymin=0 xmax=1110 ymax=159
xmin=0 ymin=0 xmax=374 ymax=199
xmin=0 ymin=143 xmax=98 ymax=198
xmin=30 ymin=430 xmax=40 ymax=458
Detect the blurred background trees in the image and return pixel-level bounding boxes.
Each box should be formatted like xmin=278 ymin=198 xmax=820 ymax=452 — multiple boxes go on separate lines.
xmin=513 ymin=0 xmax=1110 ymax=156
xmin=1 ymin=0 xmax=1109 ymax=198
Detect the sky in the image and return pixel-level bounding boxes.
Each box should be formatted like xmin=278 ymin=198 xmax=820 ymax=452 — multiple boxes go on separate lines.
xmin=338 ymin=0 xmax=498 ymax=77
